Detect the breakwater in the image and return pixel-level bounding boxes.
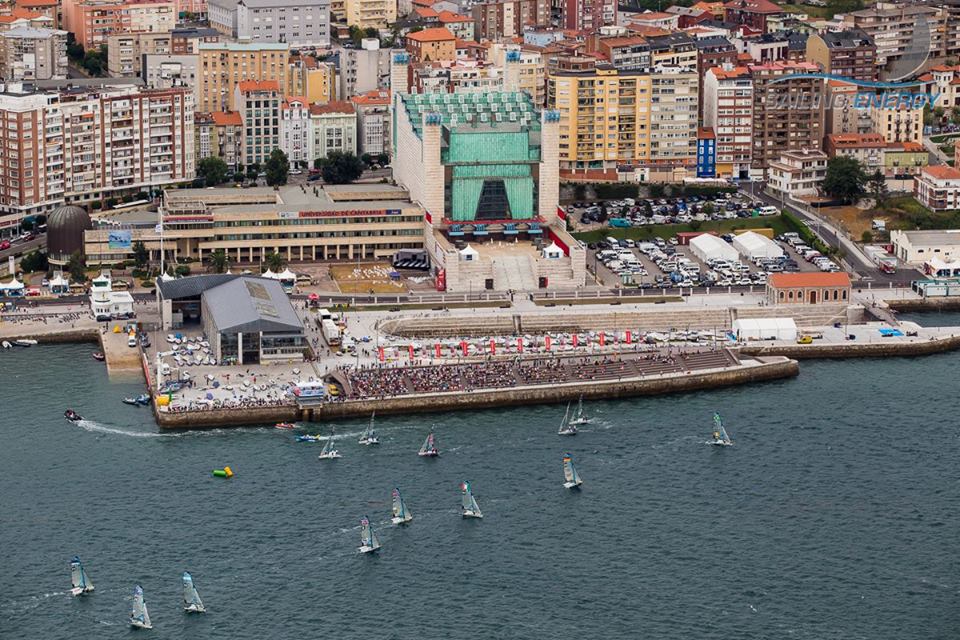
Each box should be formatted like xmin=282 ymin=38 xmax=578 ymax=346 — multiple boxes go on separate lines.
xmin=738 ymin=332 xmax=960 ymax=359
xmin=887 ymin=298 xmax=960 ymax=312
xmin=154 ymin=356 xmax=799 ymax=429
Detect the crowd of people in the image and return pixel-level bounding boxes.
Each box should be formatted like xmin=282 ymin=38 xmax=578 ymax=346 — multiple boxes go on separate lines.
xmin=166 ymin=396 xmax=294 ymax=413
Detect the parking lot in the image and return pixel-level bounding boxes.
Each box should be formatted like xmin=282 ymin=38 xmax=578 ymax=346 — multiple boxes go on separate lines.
xmin=567 ymin=193 xmax=842 ymax=290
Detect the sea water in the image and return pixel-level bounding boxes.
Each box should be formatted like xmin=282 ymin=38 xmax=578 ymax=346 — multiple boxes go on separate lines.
xmin=1 ymin=336 xmax=958 ymax=639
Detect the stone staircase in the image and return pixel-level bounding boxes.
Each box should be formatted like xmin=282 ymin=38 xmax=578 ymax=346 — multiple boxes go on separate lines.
xmin=493 ymin=255 xmax=537 ymax=291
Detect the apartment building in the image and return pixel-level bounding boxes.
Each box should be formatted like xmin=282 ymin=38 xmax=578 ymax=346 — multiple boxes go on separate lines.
xmin=596 ymin=36 xmax=650 ymax=71
xmin=344 ymin=0 xmax=396 ymax=29
xmin=279 ymin=97 xmax=310 ymax=167
xmin=107 ymin=31 xmax=171 ymax=77
xmin=337 ymin=39 xmax=393 ymax=101
xmin=548 ymin=61 xmax=697 ymax=171
xmin=823 ymin=132 xmax=886 ymax=173
xmin=840 ymin=4 xmax=947 ymax=78
xmin=143 ymin=54 xmax=199 ymax=93
xmin=871 ymin=104 xmax=922 ymax=144
xmin=472 ymin=0 xmax=551 ymax=41
xmin=824 ymin=80 xmax=873 ymax=135
xmin=197 ymin=42 xmax=289 ymax=113
xmin=0 ymin=26 xmax=67 ymax=81
xmin=208 ymin=0 xmax=330 ymax=47
xmin=438 ymin=11 xmax=474 ymax=40
xmin=309 ymin=101 xmax=357 ymax=161
xmin=170 ymin=27 xmax=219 ymax=54
xmin=413 ymin=59 xmax=502 ymax=95
xmin=768 ymin=149 xmax=828 ymax=198
xmin=805 ymin=29 xmax=877 ymax=83
xmin=489 ymin=43 xmax=546 ymax=106
xmin=351 ymin=89 xmax=390 ymax=156
xmin=289 ymin=55 xmax=336 ymax=105
xmin=211 ymin=110 xmax=243 ymax=168
xmin=723 ymin=0 xmax=786 ymax=33
xmin=560 ymin=0 xmax=615 ymax=32
xmin=235 ymin=80 xmax=281 ymax=168
xmin=13 ymin=0 xmax=60 ymax=28
xmin=405 ymin=27 xmax=457 ymax=63
xmin=64 ymin=0 xmax=175 ymax=49
xmin=0 ymin=85 xmax=194 ymax=219
xmin=918 ymin=64 xmax=960 ymax=109
xmin=702 ymin=65 xmax=752 ymax=179
xmin=914 ymin=165 xmax=960 ymax=211
xmin=749 ymin=62 xmax=824 ymax=176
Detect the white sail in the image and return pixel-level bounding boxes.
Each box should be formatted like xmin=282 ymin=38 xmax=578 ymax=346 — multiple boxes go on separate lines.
xmin=320 ymin=438 xmax=333 ymax=456
xmin=70 ymin=556 xmax=94 ymax=595
xmin=461 ymin=481 xmax=482 ymax=517
xmin=359 ymin=516 xmax=381 ymax=552
xmin=418 ymin=432 xmax=438 ymax=455
xmin=392 ymin=488 xmax=412 ymax=523
xmin=575 ymin=396 xmax=584 ymax=420
xmin=130 ymin=585 xmax=152 ymax=629
xmin=563 ymin=454 xmax=582 ymax=487
xmin=182 ymin=572 xmax=205 ymax=613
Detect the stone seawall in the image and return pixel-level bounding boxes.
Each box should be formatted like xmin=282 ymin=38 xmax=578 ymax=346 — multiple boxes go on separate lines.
xmin=887 ymin=298 xmax=960 ymax=312
xmin=155 ymin=357 xmax=799 ymax=429
xmin=1 ymin=328 xmax=99 ymax=344
xmin=739 ymin=334 xmax=960 ymax=359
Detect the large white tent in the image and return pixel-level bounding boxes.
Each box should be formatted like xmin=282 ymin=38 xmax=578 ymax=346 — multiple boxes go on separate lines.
xmin=732 ymin=231 xmax=784 ymax=260
xmin=690 ymin=234 xmax=738 ymax=263
xmin=732 ymin=317 xmax=797 ymax=341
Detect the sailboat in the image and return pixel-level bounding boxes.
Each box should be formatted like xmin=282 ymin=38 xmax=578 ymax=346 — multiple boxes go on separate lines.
xmin=709 ymin=412 xmax=733 ymax=446
xmin=391 ymin=487 xmax=413 ymax=525
xmin=129 ymin=585 xmax=153 ymax=630
xmin=358 ymin=516 xmax=382 ymax=553
xmin=568 ymin=395 xmax=591 ymax=427
xmin=460 ymin=481 xmax=483 ymax=519
xmin=358 ymin=412 xmax=380 ymax=445
xmin=562 ymin=453 xmax=583 ymax=489
xmin=418 ymin=432 xmax=439 ymax=457
xmin=69 ymin=556 xmax=95 ymax=596
xmin=181 ymin=572 xmax=205 ymax=613
xmin=318 ymin=429 xmax=341 ymax=459
xmin=557 ymin=403 xmax=577 ymax=436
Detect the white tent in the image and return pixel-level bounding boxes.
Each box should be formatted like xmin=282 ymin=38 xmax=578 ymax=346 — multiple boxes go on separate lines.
xmin=733 ymin=231 xmax=784 ymax=260
xmin=459 ymin=245 xmax=479 ymax=261
xmin=542 ymin=242 xmax=563 ymax=259
xmin=732 ymin=317 xmax=797 ymax=341
xmin=48 ymin=273 xmax=69 ymax=293
xmin=278 ymin=268 xmax=297 ymax=281
xmin=0 ymin=277 xmax=25 ymax=291
xmin=261 ymin=268 xmax=279 ymax=279
xmin=690 ymin=234 xmax=738 ymax=263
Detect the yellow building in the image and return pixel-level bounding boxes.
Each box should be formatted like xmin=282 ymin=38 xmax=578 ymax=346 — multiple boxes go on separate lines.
xmin=344 ymin=0 xmax=396 ymax=30
xmin=489 ymin=43 xmax=546 ymax=107
xmin=288 ymin=57 xmax=336 ymax=104
xmin=198 ymin=42 xmax=289 ymax=113
xmin=871 ymin=105 xmax=923 ymax=144
xmin=548 ymin=62 xmax=698 ymax=171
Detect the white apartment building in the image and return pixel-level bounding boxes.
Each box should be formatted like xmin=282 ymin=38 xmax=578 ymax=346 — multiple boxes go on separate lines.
xmin=702 ymin=65 xmax=753 ymax=180
xmin=143 ymin=54 xmax=199 ymax=97
xmin=209 ymin=0 xmax=331 ymax=47
xmin=309 ymin=102 xmax=357 ymax=161
xmin=280 ymin=97 xmax=311 ymax=167
xmin=0 ymin=85 xmax=194 ymax=222
xmin=337 ymin=39 xmax=394 ymax=103
xmin=767 ymin=149 xmax=828 ymax=198
xmin=914 ymin=165 xmax=960 ymax=211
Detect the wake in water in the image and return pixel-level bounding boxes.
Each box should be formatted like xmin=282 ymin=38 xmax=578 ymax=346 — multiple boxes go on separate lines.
xmin=72 ymin=419 xmax=270 ymax=439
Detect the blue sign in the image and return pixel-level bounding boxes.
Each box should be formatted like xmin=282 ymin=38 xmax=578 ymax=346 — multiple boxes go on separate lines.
xmin=108 ymin=230 xmax=132 ymax=250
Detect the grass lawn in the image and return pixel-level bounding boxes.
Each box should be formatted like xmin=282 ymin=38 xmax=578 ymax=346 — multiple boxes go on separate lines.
xmin=571 ymin=215 xmax=792 ymax=244
xmin=329 ymin=262 xmax=407 ymax=294
xmin=873 ymin=195 xmax=960 ymax=230
xmin=930 ymin=133 xmax=960 ymax=143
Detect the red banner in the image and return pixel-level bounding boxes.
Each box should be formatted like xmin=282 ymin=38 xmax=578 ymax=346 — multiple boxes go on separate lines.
xmin=626 ymin=330 xmax=632 ymax=345
xmin=378 ymin=346 xmax=385 ymax=362
xmin=408 ymin=345 xmax=414 ymax=359
xmin=572 ymin=333 xmax=579 ymax=347
xmin=545 ymin=335 xmax=552 ymax=351
xmin=461 ymin=340 xmax=468 ymax=357
xmin=435 ymin=269 xmax=446 ymax=291
xmin=518 ymin=338 xmax=523 ymax=353
xmin=490 ymin=339 xmax=496 ymax=355
xmin=434 ymin=343 xmax=441 ymax=358
xmin=599 ymin=332 xmax=606 ymax=346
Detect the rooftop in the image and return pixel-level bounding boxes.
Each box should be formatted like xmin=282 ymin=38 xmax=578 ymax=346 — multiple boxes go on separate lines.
xmin=893 ymin=229 xmax=960 ymax=246
xmin=203 ymin=277 xmax=303 ymax=334
xmin=921 ymin=165 xmax=960 ymax=181
xmin=768 ymin=272 xmax=851 ymax=288
xmin=237 ymin=80 xmax=280 ymax=93
xmin=199 ymin=42 xmax=288 ymax=52
xmin=406 ymin=27 xmax=456 ymax=43
xmin=210 ymin=111 xmax=242 ymax=126
xmin=309 ymin=100 xmax=354 ymax=115
xmin=398 ymin=90 xmax=541 ymax=137
xmin=723 ymin=0 xmax=784 ymax=14
xmin=351 ymin=89 xmax=390 ymax=106
xmin=826 ymin=133 xmax=886 ymax=148
xmin=819 ymin=28 xmax=874 ymax=49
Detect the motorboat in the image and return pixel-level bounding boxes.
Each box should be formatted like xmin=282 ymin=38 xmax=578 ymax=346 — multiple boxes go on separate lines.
xmin=1 ymin=341 xmax=11 ymax=349
xmin=274 ymin=422 xmax=296 ymax=430
xmin=122 ymin=397 xmax=139 ymax=406
xmin=295 ymin=434 xmax=323 ymax=442
xmin=92 ymin=352 xmax=105 ymax=361
xmin=64 ymin=409 xmax=82 ymax=422
xmin=14 ymin=339 xmax=37 ymax=347
xmin=135 ymin=394 xmax=150 ymax=405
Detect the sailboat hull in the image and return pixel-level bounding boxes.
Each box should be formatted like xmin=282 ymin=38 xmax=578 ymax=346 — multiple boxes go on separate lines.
xmin=462 ymin=510 xmax=483 ymax=519
xmin=563 ymin=481 xmax=583 ymax=489
xmin=358 ymin=545 xmax=380 ymax=554
xmin=70 ymin=586 xmax=94 ymax=596
xmin=130 ymin=620 xmax=152 ymax=630
xmin=359 ymin=438 xmax=380 ymax=445
xmin=568 ymin=418 xmax=590 ymax=426
xmin=184 ymin=604 xmax=206 ymax=613
xmin=318 ymin=451 xmax=341 ymax=459
xmin=391 ymin=515 xmax=413 ymax=525
xmin=418 ymin=450 xmax=439 ymax=457
xmin=710 ymin=440 xmax=733 ymax=447
xmin=557 ymin=429 xmax=577 ymax=436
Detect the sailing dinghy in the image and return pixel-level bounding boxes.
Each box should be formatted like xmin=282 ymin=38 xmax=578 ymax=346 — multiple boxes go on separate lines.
xmin=460 ymin=481 xmax=483 ymax=519
xmin=568 ymin=395 xmax=591 ymax=427
xmin=129 ymin=585 xmax=153 ymax=630
xmin=557 ymin=403 xmax=577 ymax=436
xmin=358 ymin=516 xmax=382 ymax=553
xmin=391 ymin=488 xmax=413 ymax=525
xmin=181 ymin=572 xmax=205 ymax=613
xmin=418 ymin=432 xmax=439 ymax=457
xmin=318 ymin=430 xmax=342 ymax=459
xmin=69 ymin=556 xmax=94 ymax=596
xmin=709 ymin=412 xmax=733 ymax=446
xmin=562 ymin=453 xmax=583 ymax=489
xmin=358 ymin=412 xmax=380 ymax=445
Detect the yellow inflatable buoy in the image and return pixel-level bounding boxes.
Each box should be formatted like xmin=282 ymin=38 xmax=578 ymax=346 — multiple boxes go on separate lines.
xmin=155 ymin=395 xmax=170 ymax=406
xmin=112 ymin=325 xmax=121 ymax=333
xmin=224 ymin=466 xmax=234 ymax=478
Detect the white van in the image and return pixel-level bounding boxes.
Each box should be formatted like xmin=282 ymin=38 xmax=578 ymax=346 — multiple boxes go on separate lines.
xmin=605 ymin=236 xmax=620 ymax=248
xmin=127 ymin=334 xmax=138 ymax=348
xmin=758 ymin=206 xmax=779 ymax=216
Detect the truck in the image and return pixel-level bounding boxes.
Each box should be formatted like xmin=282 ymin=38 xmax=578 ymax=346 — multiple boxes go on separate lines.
xmin=321 ymin=319 xmax=341 ymax=346
xmin=865 ymin=245 xmax=898 ymax=274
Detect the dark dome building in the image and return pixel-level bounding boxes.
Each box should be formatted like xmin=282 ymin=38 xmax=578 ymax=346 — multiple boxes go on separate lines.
xmin=47 ymin=205 xmax=92 ymax=266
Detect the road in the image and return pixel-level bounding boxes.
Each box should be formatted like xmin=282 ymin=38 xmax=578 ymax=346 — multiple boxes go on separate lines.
xmin=923 ymin=136 xmax=950 ymax=166
xmin=1 ymin=235 xmax=46 ymax=263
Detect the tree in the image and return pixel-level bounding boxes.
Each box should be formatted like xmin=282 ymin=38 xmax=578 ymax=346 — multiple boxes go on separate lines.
xmin=66 ymin=251 xmax=87 ymax=283
xmin=823 ymin=156 xmax=867 ymax=204
xmin=264 ymin=251 xmax=285 ymax=272
xmin=20 ymin=250 xmax=48 ymax=273
xmin=233 ymin=171 xmax=245 ymax=183
xmin=206 ymin=249 xmax=230 ymax=274
xmin=319 ymin=151 xmax=365 ymax=184
xmin=66 ymin=33 xmax=84 ymax=61
xmin=197 ymin=156 xmax=230 ymax=187
xmin=246 ymin=162 xmax=261 ymax=180
xmin=867 ymin=170 xmax=889 ymax=208
xmin=264 ymin=148 xmax=289 ymax=186
xmin=861 ymin=230 xmax=873 ymax=243
xmin=702 ymin=202 xmax=714 ymax=216
xmin=132 ymin=240 xmax=149 ymax=269
xmin=364 ymin=27 xmax=379 ymax=39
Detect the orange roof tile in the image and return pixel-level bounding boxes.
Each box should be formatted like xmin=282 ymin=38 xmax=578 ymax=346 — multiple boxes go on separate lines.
xmin=351 ymin=89 xmax=390 ymax=105
xmin=237 ymin=80 xmax=279 ymax=93
xmin=414 ymin=6 xmax=438 ymax=17
xmin=437 ymin=10 xmax=471 ymax=22
xmin=10 ymin=8 xmax=43 ymax=18
xmin=631 ymin=11 xmax=674 ymax=20
xmin=724 ymin=0 xmax=784 ymax=14
xmin=309 ymin=100 xmax=354 ymax=115
xmin=282 ymin=96 xmax=308 ymax=109
xmin=922 ymin=165 xmax=960 ymax=180
xmin=826 ymin=133 xmax=886 ymax=148
xmin=768 ymin=272 xmax=851 ymax=288
xmin=709 ymin=65 xmax=750 ymax=79
xmin=406 ymin=27 xmax=456 ymax=43
xmin=16 ymin=0 xmax=57 ymax=7
xmin=210 ymin=111 xmax=242 ymax=126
